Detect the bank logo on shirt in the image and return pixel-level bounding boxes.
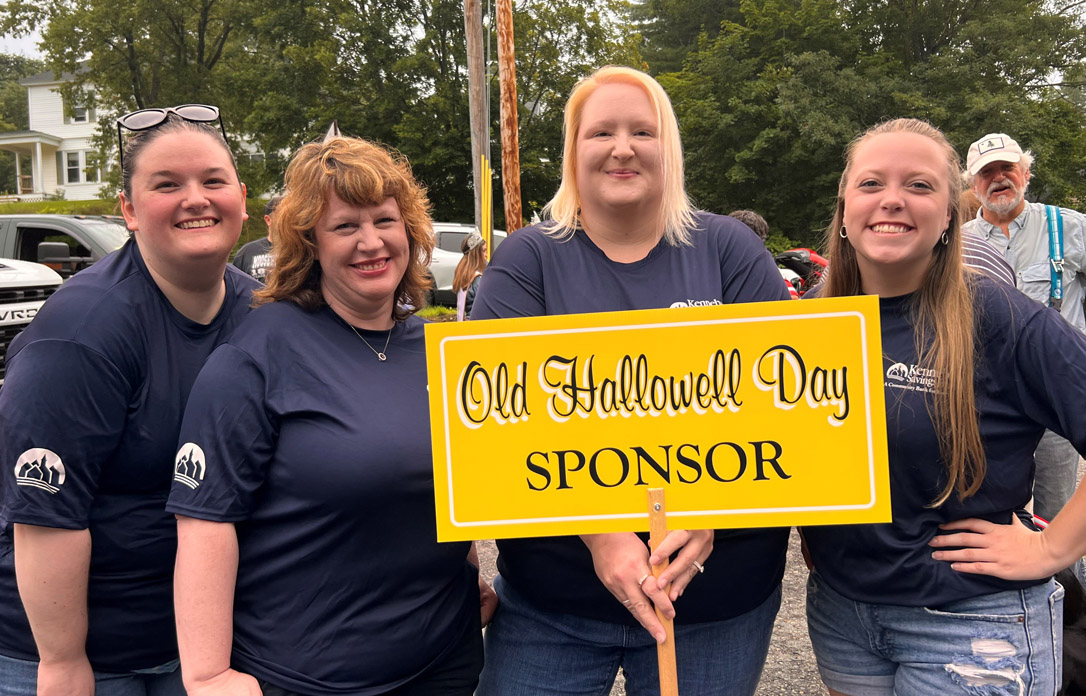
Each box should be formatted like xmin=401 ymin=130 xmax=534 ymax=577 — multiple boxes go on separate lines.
xmin=886 ymin=362 xmax=938 ymax=393
xmin=14 ymin=448 xmax=66 ymax=494
xmin=174 ymin=443 xmax=206 ymax=490
xmin=669 ymin=299 xmax=723 ymax=308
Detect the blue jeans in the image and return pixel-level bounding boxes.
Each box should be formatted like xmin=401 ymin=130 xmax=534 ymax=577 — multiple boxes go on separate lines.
xmin=806 ymin=571 xmax=1064 ymax=695
xmin=0 ymin=653 xmax=184 ymax=696
xmin=476 ymin=575 xmax=780 ymax=696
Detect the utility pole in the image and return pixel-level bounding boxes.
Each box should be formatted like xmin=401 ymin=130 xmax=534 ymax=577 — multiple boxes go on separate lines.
xmin=464 ymin=0 xmax=487 ymax=232
xmin=495 ymin=0 xmax=523 ymax=231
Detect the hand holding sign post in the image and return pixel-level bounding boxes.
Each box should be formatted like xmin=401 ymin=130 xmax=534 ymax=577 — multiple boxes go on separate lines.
xmin=426 ymin=296 xmax=890 ymax=693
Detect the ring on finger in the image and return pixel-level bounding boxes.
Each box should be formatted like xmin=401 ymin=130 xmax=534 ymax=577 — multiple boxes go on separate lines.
xmin=622 ymin=599 xmax=633 ymax=607
xmin=692 ymin=560 xmax=705 ymax=574
xmin=637 ymin=573 xmax=650 ymax=587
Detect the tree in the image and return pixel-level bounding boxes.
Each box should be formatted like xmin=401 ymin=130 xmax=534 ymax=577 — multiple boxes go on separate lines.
xmin=1 ymin=0 xmax=639 ymax=222
xmin=662 ymin=0 xmax=1086 ymax=246
xmin=0 ymin=53 xmax=44 ymax=193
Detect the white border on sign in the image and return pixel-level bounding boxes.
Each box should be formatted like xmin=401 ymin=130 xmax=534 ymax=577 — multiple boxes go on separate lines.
xmin=438 ymin=310 xmax=875 ymax=528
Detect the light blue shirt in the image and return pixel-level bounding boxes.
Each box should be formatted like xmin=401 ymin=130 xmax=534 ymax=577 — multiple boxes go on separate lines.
xmin=963 ymin=200 xmax=1086 ymax=332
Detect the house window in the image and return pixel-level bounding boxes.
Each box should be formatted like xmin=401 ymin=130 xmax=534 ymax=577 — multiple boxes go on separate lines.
xmin=72 ymin=107 xmax=88 ymax=123
xmin=66 ymin=152 xmax=80 ymax=183
xmin=57 ymin=150 xmax=101 ymax=185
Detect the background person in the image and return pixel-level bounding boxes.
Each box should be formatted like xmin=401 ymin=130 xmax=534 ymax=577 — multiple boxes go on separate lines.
xmin=472 ymin=66 xmax=791 ymax=696
xmin=169 ymin=135 xmax=494 ymax=696
xmin=0 ymin=106 xmax=257 ymax=696
xmin=806 ymin=118 xmax=1083 ymax=695
xmin=961 ymin=133 xmax=1086 ymax=537
xmin=231 ymin=194 xmax=281 ymax=282
xmin=452 ymin=232 xmax=486 ymax=320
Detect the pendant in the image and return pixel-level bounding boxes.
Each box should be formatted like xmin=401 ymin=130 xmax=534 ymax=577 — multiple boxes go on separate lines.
xmin=377 ymin=353 xmax=387 ymax=361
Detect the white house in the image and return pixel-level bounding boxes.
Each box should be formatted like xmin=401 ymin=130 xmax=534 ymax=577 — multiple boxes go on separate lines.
xmin=0 ymin=67 xmax=102 ymax=201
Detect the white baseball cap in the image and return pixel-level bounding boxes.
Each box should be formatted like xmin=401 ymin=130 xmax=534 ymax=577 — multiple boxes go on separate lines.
xmin=966 ymin=133 xmax=1023 ymax=175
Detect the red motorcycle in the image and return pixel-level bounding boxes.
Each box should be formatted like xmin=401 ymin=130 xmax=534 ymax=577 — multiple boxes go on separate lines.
xmin=774 ymin=248 xmax=828 ymax=297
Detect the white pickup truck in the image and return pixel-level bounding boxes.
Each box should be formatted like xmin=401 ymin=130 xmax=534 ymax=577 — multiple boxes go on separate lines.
xmin=0 ymin=258 xmax=63 ymax=384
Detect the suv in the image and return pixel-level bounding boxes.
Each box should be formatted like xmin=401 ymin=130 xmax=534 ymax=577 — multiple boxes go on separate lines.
xmin=428 ymin=223 xmax=507 ymax=306
xmin=0 ymin=258 xmax=63 ymax=384
xmin=0 ymin=214 xmax=130 ymax=278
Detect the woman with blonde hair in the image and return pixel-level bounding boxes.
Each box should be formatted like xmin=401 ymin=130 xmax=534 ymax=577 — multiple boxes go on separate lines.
xmin=803 ymin=117 xmax=1086 ymax=694
xmin=168 ymin=135 xmax=494 ymax=696
xmin=472 ymin=65 xmax=790 ymax=696
xmin=453 ymin=232 xmax=487 ymax=320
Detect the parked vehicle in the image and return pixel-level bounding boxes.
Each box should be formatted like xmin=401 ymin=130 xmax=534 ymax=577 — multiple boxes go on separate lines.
xmin=0 ymin=214 xmax=130 ymax=278
xmin=427 ymin=223 xmax=507 ymax=306
xmin=774 ymin=247 xmax=828 ymax=297
xmin=0 ymin=258 xmax=63 ymax=384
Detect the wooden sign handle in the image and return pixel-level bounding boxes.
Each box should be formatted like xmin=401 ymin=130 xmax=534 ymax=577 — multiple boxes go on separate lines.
xmin=648 ymin=488 xmax=679 ymax=695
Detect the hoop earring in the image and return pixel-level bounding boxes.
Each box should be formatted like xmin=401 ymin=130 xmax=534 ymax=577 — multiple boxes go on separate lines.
xmin=839 ymin=226 xmax=847 ymax=239
xmin=941 ymin=231 xmax=949 ymax=245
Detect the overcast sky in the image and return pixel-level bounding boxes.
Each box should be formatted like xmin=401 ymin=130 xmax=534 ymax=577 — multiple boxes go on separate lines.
xmin=1 ymin=31 xmax=43 ymax=60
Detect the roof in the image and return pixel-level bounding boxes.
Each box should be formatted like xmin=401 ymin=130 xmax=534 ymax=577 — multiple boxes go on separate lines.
xmin=18 ymin=62 xmax=90 ymax=87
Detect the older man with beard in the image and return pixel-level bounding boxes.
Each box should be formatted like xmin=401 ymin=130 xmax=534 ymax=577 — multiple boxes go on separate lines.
xmin=963 ymin=132 xmax=1086 ymax=550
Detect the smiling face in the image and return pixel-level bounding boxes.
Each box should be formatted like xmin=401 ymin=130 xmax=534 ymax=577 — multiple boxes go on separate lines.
xmin=842 ymin=131 xmax=953 ymax=296
xmin=574 ymin=82 xmax=662 ymax=219
xmin=973 ymin=159 xmax=1029 ymax=218
xmin=314 ymin=192 xmax=410 ymax=329
xmin=120 ymin=129 xmax=247 ymax=273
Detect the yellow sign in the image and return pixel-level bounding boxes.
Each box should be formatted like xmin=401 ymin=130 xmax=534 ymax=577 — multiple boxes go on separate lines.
xmin=426 ymin=296 xmax=890 ymax=541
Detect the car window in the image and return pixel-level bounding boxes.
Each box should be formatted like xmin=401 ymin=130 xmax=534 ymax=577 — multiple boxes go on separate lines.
xmin=16 ymin=228 xmax=91 ymax=261
xmin=438 ymin=231 xmax=468 ymax=253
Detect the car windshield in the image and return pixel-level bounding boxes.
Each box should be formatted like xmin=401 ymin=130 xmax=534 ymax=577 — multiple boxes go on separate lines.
xmin=79 ymin=219 xmax=131 ymax=251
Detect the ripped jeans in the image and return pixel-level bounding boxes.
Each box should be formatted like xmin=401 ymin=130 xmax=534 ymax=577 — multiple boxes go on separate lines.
xmin=806 ymin=571 xmax=1064 ymax=695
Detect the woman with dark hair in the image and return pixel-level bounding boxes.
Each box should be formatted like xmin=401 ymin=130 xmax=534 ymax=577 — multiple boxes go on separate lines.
xmin=453 ymin=232 xmax=487 ymax=320
xmin=0 ymin=106 xmax=257 ymax=695
xmin=169 ymin=135 xmax=494 ymax=696
xmin=472 ymin=66 xmax=790 ymax=696
xmin=804 ymin=117 xmax=1086 ymax=694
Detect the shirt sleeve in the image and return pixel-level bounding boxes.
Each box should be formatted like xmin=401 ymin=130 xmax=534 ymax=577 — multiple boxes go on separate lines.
xmin=0 ymin=340 xmax=130 ymax=529
xmin=1011 ymin=306 xmax=1086 ymax=453
xmin=717 ymin=223 xmax=792 ymax=304
xmin=166 ymin=343 xmax=276 ymax=522
xmin=471 ymin=233 xmax=547 ymax=319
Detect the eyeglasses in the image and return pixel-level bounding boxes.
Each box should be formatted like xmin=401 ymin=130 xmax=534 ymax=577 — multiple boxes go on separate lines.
xmin=115 ymin=104 xmax=228 ymax=169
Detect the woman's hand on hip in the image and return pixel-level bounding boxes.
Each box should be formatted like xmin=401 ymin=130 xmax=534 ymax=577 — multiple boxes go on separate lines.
xmin=930 ymin=515 xmax=1059 ymax=580
xmin=185 ymin=668 xmax=263 ymax=696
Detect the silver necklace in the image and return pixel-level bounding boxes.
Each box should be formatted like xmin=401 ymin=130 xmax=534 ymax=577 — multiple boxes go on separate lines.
xmin=347 ymin=322 xmax=393 ymax=362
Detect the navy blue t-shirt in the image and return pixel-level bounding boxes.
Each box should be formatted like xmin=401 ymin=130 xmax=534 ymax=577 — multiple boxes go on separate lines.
xmin=803 ymin=276 xmax=1086 ymax=606
xmin=166 ymin=304 xmax=477 ymax=695
xmin=471 ymin=213 xmax=792 ymax=625
xmin=0 ymin=241 xmax=258 ymax=671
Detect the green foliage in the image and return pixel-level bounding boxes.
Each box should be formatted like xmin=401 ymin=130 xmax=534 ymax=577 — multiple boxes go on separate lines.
xmin=0 ymin=53 xmax=45 ymax=194
xmin=658 ymin=0 xmax=1086 ymax=247
xmin=0 ymin=199 xmax=118 ymax=215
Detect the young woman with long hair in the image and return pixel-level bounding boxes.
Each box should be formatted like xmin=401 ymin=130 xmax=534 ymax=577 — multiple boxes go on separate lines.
xmin=805 ymin=117 xmax=1086 ymax=694
xmin=453 ymin=232 xmax=487 ymax=320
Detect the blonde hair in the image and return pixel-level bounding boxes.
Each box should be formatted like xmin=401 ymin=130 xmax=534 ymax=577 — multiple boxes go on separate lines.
xmin=255 ymin=137 xmax=434 ymax=320
xmin=543 ymin=66 xmax=697 ymax=245
xmin=823 ymin=118 xmax=984 ymax=506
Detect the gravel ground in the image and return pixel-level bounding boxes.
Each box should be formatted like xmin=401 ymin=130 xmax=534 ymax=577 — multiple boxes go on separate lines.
xmin=476 ymin=457 xmax=1086 ymax=695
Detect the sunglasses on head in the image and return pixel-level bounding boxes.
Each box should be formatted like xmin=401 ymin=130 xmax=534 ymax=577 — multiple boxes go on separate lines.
xmin=115 ymin=104 xmax=228 ymax=169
